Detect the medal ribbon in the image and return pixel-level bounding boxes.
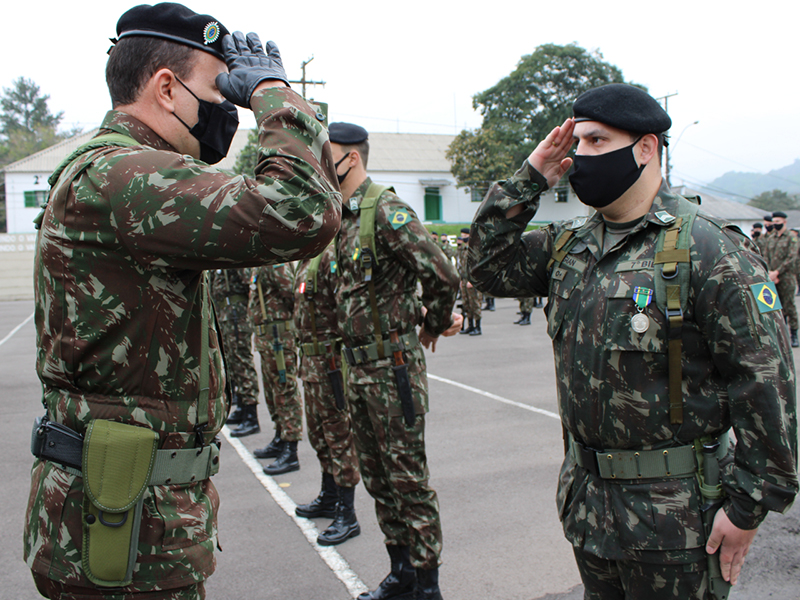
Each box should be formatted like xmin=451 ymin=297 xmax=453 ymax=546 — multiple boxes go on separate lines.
xmin=633 ymin=286 xmax=653 ymax=312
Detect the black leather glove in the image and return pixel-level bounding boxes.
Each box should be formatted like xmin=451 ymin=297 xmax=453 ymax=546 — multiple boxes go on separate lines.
xmin=215 ymin=31 xmax=289 ymax=108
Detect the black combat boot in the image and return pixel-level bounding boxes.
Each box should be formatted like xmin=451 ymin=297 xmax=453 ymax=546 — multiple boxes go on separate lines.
xmin=469 ymin=318 xmax=482 ymax=336
xmin=229 ymin=404 xmax=260 ymax=437
xmin=792 ymin=329 xmax=799 ymax=348
xmin=296 ymin=472 xmax=338 ymax=519
xmin=263 ymin=440 xmax=299 ymax=475
xmin=226 ymin=403 xmax=245 ymax=425
xmin=484 ymin=297 xmax=495 ymax=311
xmin=414 ymin=567 xmax=443 ymax=600
xmin=513 ymin=312 xmax=527 ymax=324
xmin=519 ymin=312 xmax=531 ymax=326
xmin=358 ymin=545 xmax=416 ymax=600
xmin=459 ymin=318 xmax=474 ymax=335
xmin=533 ymin=297 xmax=543 ymax=308
xmin=254 ymin=425 xmax=283 ymax=459
xmin=317 ymin=485 xmax=360 ymax=545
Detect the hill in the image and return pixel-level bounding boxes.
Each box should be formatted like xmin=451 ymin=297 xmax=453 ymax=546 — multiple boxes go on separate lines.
xmin=706 ymin=159 xmax=800 ymax=202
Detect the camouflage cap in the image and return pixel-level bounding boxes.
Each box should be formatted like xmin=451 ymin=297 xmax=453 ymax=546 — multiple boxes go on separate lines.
xmin=116 ymin=3 xmax=230 ymax=61
xmin=573 ymin=84 xmax=671 ymax=135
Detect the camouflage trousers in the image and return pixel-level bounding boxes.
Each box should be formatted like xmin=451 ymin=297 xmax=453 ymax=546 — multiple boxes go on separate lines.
xmin=347 ymin=363 xmax=442 ymax=569
xmin=303 ymin=372 xmax=361 ymax=487
xmin=519 ymin=297 xmax=535 ymax=312
xmin=218 ymin=315 xmax=259 ymax=406
xmin=460 ymin=281 xmax=482 ymax=320
xmin=573 ymin=547 xmax=711 ymax=600
xmin=777 ymin=273 xmax=798 ymax=330
xmin=33 ymin=573 xmax=205 ymax=599
xmin=257 ymin=336 xmax=302 ymax=442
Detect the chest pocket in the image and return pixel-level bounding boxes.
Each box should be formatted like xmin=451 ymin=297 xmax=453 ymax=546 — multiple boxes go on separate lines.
xmin=604 ymin=271 xmax=666 ymax=354
xmin=547 ymin=265 xmax=582 ymax=340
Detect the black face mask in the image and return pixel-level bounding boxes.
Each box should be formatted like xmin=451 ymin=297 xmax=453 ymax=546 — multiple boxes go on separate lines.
xmin=568 ymin=140 xmax=645 ymax=208
xmin=173 ymin=77 xmax=239 ymax=165
xmin=752 ymin=231 xmax=761 ymax=238
xmin=766 ymin=225 xmax=775 ymax=232
xmin=334 ymin=152 xmax=352 ymax=185
xmin=774 ymin=223 xmax=784 ymax=231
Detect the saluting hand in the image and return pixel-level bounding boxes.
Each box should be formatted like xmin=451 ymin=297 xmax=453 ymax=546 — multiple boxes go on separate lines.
xmin=527 ymin=118 xmax=576 ymax=189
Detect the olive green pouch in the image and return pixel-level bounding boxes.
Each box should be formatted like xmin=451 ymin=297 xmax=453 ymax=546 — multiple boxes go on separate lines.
xmin=81 ymin=420 xmax=158 ymax=587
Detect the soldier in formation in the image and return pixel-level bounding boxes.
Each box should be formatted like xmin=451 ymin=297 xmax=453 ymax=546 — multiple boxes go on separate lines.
xmin=26 ymin=3 xmax=340 ymax=597
xmin=329 ymin=122 xmax=461 ymax=600
xmin=762 ymin=210 xmax=800 ymax=347
xmin=209 ymin=268 xmax=261 ymax=437
xmin=469 ymin=84 xmax=797 ymax=599
xmin=250 ymin=262 xmax=304 ymax=474
xmin=293 ymin=244 xmax=362 ymax=545
xmin=457 ymin=228 xmax=482 ymax=336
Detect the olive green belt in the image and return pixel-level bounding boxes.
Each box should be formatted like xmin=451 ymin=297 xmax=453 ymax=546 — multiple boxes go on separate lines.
xmin=255 ymin=319 xmax=293 ymax=337
xmin=224 ymin=294 xmax=248 ymax=305
xmin=343 ymin=330 xmax=419 ymax=366
xmin=300 ymin=338 xmax=342 ymax=357
xmin=569 ymin=431 xmax=729 ymax=480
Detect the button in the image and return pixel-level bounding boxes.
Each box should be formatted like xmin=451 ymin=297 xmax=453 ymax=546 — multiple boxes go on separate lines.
xmin=531 ymin=184 xmax=540 ymax=191
xmin=316 ymin=112 xmax=325 ymax=122
xmin=86 ymin=514 xmax=96 ymax=524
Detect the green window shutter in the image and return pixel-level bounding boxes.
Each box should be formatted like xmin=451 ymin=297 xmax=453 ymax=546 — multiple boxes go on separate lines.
xmin=24 ymin=190 xmax=47 ymax=208
xmin=424 ymin=187 xmax=441 ymax=221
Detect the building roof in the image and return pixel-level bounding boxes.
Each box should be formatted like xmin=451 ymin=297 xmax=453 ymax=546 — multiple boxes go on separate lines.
xmin=3 ymin=128 xmax=456 ymax=175
xmin=672 ymin=185 xmax=764 ymax=222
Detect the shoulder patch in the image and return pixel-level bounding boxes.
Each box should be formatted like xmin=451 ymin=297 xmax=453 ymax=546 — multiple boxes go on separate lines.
xmin=750 ymin=282 xmax=783 ymax=313
xmin=564 ymin=216 xmax=588 ymax=230
xmin=389 ymin=209 xmax=411 ymax=230
xmin=655 ymin=211 xmax=676 ymax=224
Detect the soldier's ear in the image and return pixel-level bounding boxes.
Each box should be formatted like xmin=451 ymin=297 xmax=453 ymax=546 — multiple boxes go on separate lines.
xmin=637 ymin=133 xmax=658 ymax=166
xmin=151 ymin=68 xmax=179 ymax=113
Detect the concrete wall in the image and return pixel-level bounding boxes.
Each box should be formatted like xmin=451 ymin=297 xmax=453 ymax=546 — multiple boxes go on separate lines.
xmin=0 ymin=233 xmax=35 ymax=301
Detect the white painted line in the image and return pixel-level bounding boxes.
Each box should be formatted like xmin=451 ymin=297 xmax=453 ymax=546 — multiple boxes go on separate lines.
xmin=222 ymin=428 xmax=368 ymax=598
xmin=428 ymin=373 xmax=560 ymax=421
xmin=0 ymin=311 xmax=34 ymax=347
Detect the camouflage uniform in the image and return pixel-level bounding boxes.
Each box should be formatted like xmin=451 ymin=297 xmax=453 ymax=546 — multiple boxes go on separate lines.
xmin=456 ymin=243 xmax=482 ymax=320
xmin=294 ymin=246 xmax=360 ymax=486
xmin=519 ymin=297 xmax=535 ymax=312
xmin=335 ymin=178 xmax=459 ymax=569
xmin=763 ymin=230 xmax=799 ymax=331
xmin=469 ymin=162 xmax=798 ymax=595
xmin=251 ymin=262 xmax=302 ymax=441
xmin=26 ymin=87 xmax=340 ymax=595
xmin=438 ymin=238 xmax=456 ymax=261
xmin=209 ymin=269 xmax=259 ymax=408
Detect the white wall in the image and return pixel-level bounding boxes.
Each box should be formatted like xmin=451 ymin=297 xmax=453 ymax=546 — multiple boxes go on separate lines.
xmin=5 ymin=172 xmax=49 ymax=234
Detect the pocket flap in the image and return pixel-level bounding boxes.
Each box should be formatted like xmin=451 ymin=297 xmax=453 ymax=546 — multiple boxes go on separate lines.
xmin=83 ymin=420 xmax=158 ymax=513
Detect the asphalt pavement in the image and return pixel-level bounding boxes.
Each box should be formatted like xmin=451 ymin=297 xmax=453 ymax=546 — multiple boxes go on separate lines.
xmin=2 ymin=298 xmax=798 ymax=600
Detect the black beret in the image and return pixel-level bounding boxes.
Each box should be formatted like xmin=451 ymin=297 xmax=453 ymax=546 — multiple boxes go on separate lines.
xmin=116 ymin=3 xmax=230 ymax=61
xmin=431 ymin=231 xmax=438 ymax=236
xmin=573 ymin=84 xmax=671 ymax=135
xmin=329 ymin=122 xmax=368 ymax=145
xmin=460 ymin=227 xmax=470 ymax=234
xmin=772 ymin=211 xmax=788 ymax=218
xmin=764 ymin=215 xmax=773 ymax=221
xmin=752 ymin=222 xmax=763 ymax=228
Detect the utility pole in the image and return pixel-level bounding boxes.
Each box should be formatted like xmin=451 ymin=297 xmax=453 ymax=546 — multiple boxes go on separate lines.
xmin=656 ymin=92 xmax=678 ymax=187
xmin=288 ymin=56 xmax=326 ymax=100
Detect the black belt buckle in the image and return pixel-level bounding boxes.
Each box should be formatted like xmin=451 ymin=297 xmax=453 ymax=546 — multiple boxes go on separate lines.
xmin=575 ymin=440 xmax=601 ymax=477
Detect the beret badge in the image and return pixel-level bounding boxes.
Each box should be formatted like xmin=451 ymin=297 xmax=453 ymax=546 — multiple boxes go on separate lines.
xmin=203 ymin=21 xmax=220 ymax=45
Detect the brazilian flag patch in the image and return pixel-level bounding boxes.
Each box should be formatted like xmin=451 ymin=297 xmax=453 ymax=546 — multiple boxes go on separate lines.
xmin=390 ymin=209 xmax=410 ymax=230
xmin=750 ymin=281 xmax=782 ymax=313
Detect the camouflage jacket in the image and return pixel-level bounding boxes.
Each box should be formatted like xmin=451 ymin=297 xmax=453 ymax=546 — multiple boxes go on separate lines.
xmin=763 ymin=230 xmax=799 ymax=276
xmin=456 ymin=242 xmax=471 ymax=280
xmin=469 ymin=161 xmax=798 ymax=560
xmin=250 ymin=261 xmax=298 ymax=352
xmin=27 ymin=87 xmax=340 ymax=590
xmin=294 ymin=244 xmax=340 ymax=382
xmin=334 ymin=178 xmax=459 ymax=384
xmin=210 ymin=268 xmax=253 ymax=325
xmin=439 ymin=239 xmax=456 ymax=261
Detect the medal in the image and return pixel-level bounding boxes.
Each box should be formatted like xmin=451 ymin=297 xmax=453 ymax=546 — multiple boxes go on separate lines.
xmin=631 ymin=286 xmax=653 ymax=334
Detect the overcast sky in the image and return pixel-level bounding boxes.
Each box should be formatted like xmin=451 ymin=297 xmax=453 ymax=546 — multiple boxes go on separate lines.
xmin=5 ymin=0 xmax=798 ymax=196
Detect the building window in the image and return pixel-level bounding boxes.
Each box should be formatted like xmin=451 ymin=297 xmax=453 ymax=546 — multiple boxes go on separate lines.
xmin=424 ymin=187 xmax=441 ymax=221
xmin=471 ymin=187 xmax=488 ymax=203
xmin=24 ymin=190 xmax=48 ymax=208
xmin=555 ymin=187 xmax=568 ymax=203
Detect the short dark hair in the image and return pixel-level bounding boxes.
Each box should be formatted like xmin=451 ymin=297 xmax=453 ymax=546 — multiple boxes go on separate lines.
xmin=340 ymin=140 xmax=370 ymax=169
xmin=106 ymin=36 xmax=198 ymax=107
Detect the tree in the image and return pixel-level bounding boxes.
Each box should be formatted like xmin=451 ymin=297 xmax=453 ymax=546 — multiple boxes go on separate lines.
xmin=0 ymin=77 xmax=80 ymax=167
xmin=233 ymin=128 xmax=259 ymax=176
xmin=748 ymin=189 xmax=800 ymax=211
xmin=447 ymin=44 xmax=637 ymax=189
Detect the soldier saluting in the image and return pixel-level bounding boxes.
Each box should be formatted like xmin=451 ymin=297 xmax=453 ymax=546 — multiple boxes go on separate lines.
xmin=25 ymin=3 xmax=340 ymax=598
xmin=469 ymin=84 xmax=797 ymax=599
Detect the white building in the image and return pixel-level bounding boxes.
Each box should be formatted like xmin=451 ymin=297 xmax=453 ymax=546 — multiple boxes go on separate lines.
xmin=1 ymin=128 xmax=588 ymax=235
